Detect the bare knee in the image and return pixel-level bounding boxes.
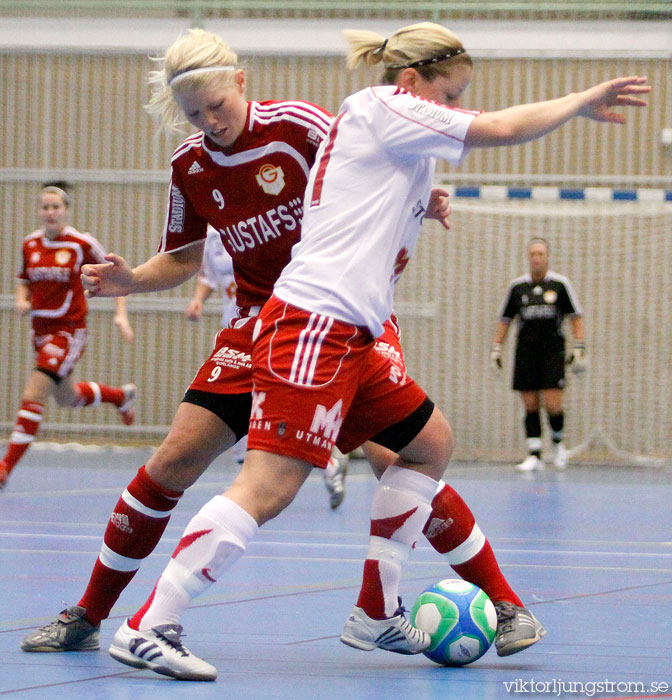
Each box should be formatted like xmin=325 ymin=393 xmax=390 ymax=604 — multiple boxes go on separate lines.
xmin=397 ymin=408 xmax=454 ymax=481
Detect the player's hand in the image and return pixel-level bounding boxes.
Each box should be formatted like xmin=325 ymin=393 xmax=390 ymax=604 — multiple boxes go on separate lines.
xmin=490 ymin=342 xmax=503 ymax=371
xmin=82 ymin=253 xmax=134 ymax=298
xmin=114 ymin=315 xmax=135 ymax=344
xmin=184 ymin=298 xmax=204 ymax=321
xmin=425 ymin=187 xmax=451 ymax=230
xmin=567 ymin=341 xmax=587 ymax=374
xmin=577 ymin=76 xmax=650 ymax=124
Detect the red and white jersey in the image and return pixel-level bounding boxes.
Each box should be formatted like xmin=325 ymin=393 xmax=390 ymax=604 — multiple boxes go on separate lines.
xmin=274 ymin=85 xmax=479 ymax=337
xmin=158 ymin=99 xmax=333 ymax=315
xmin=18 ymin=225 xmax=107 ymax=333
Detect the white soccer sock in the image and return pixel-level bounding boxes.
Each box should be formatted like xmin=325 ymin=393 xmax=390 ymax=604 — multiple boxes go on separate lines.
xmin=362 ymin=466 xmax=437 ymax=617
xmin=134 ymin=495 xmax=258 ymax=630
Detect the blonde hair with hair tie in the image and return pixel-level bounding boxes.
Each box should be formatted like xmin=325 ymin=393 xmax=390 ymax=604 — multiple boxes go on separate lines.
xmin=344 ymin=22 xmax=471 ymax=84
xmin=146 ymin=28 xmax=240 ymax=134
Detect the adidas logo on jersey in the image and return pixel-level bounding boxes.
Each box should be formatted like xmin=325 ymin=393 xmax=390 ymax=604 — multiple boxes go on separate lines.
xmin=188 ymin=161 xmax=204 ymax=175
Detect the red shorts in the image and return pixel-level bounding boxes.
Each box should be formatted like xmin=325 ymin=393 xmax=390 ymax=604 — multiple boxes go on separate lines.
xmin=248 ymin=297 xmax=427 ymax=468
xmin=33 ymin=326 xmax=87 ymax=379
xmin=189 ymin=318 xmax=255 ymax=394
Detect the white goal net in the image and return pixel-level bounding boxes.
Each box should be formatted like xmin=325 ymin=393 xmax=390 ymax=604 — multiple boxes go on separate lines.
xmin=393 ymin=193 xmax=672 ymax=465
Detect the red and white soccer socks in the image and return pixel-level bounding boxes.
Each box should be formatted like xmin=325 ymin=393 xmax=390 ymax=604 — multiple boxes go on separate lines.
xmin=130 ymin=495 xmax=258 ymax=631
xmin=75 ymin=381 xmax=125 ymax=408
xmin=1 ymin=401 xmax=44 ymax=475
xmin=79 ymin=466 xmax=183 ymax=625
xmin=424 ymin=481 xmax=523 ymax=607
xmin=357 ymin=466 xmax=436 ymax=619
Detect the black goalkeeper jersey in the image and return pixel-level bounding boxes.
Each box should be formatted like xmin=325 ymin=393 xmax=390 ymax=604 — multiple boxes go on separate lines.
xmin=499 ymin=271 xmax=582 ymax=349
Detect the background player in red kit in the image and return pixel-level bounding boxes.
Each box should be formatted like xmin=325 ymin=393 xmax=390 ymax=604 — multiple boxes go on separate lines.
xmin=91 ymin=21 xmax=649 ymax=679
xmin=0 ymin=185 xmax=135 ymax=490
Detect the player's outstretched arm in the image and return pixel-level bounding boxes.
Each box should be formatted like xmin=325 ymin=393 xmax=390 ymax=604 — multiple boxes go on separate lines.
xmin=15 ymin=282 xmax=31 ymax=316
xmin=82 ymin=244 xmax=204 ymax=299
xmin=465 ymin=76 xmax=650 ymax=148
xmin=113 ymin=297 xmax=135 ymax=343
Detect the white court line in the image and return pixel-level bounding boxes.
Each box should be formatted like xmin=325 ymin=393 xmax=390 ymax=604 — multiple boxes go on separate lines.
xmin=2 ymin=537 xmax=672 ymax=560
xmin=1 ymin=547 xmax=671 ymax=574
xmin=1 ymin=521 xmax=671 ymax=548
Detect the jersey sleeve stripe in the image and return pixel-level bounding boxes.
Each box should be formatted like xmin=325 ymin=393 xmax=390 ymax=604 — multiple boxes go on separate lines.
xmin=254 ymin=101 xmax=333 ymax=129
xmin=254 ymin=112 xmax=331 ymax=137
xmin=74 ymin=230 xmax=107 ymax=262
xmin=309 ymin=112 xmax=344 ymax=208
xmin=548 ymin=271 xmax=583 ymax=315
xmin=171 ymin=133 xmax=204 ymax=162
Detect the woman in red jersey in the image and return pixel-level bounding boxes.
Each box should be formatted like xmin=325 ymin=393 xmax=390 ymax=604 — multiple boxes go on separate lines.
xmin=0 ymin=184 xmax=135 ymax=489
xmin=20 ymin=29 xmax=334 ymax=661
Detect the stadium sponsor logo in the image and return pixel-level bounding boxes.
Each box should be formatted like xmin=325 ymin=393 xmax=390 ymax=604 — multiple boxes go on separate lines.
xmin=425 ymin=517 xmax=454 ymax=539
xmin=391 ymin=247 xmax=410 ymax=284
xmin=521 ymin=304 xmax=557 ymax=320
xmin=255 ymin=164 xmax=285 ymax=195
xmin=110 ymin=512 xmax=133 ymax=534
xmin=251 ymin=391 xmax=265 ymax=419
xmin=218 ymin=199 xmax=303 ymax=253
xmin=306 ymin=129 xmax=321 ymax=146
xmin=308 ymin=399 xmax=343 ymax=442
xmin=27 ymin=267 xmax=70 ymax=282
xmin=412 ymin=200 xmax=426 ymax=219
xmin=409 ymin=101 xmax=455 ymax=125
xmin=43 ymin=343 xmax=65 ymax=358
xmin=168 ymin=184 xmax=186 ymax=233
xmin=211 ymin=345 xmax=252 ymax=369
xmin=55 ymin=249 xmax=71 ymax=265
xmin=375 ymin=342 xmax=407 ymax=385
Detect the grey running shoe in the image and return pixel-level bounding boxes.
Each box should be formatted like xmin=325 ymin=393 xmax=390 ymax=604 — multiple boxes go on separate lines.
xmin=109 ymin=620 xmax=217 ymax=681
xmin=324 ymin=453 xmax=347 ymax=510
xmin=494 ymin=602 xmax=547 ymax=656
xmin=340 ymin=603 xmax=430 ymax=655
xmin=21 ymin=606 xmax=100 ymax=652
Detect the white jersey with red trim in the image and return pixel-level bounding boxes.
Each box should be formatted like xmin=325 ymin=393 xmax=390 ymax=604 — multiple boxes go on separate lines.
xmin=158 ymin=99 xmax=333 ymax=315
xmin=274 ymin=85 xmax=479 ymax=337
xmin=18 ymin=225 xmax=107 ymax=333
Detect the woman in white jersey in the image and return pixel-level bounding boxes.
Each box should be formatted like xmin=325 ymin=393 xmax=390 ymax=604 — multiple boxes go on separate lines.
xmin=89 ymin=22 xmax=649 ymax=679
xmin=0 ymin=184 xmax=135 ymax=490
xmin=23 ymin=30 xmax=548 ymax=675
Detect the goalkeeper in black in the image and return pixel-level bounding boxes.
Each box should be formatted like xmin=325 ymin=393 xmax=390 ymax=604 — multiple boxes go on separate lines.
xmin=490 ymin=238 xmax=585 ymax=471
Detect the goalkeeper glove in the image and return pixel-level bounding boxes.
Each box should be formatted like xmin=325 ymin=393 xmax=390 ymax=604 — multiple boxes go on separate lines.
xmin=490 ymin=342 xmax=503 ymax=371
xmin=567 ymin=341 xmax=587 ymax=374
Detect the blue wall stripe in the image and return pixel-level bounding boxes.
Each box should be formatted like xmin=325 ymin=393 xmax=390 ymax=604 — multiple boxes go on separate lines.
xmin=446 ymin=187 xmax=671 ymax=202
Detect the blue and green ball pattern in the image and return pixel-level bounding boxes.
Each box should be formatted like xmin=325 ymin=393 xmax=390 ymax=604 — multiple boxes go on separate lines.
xmin=411 ymin=578 xmax=497 ymax=666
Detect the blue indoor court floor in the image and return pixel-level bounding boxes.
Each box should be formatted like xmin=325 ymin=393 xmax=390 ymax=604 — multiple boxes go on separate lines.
xmin=1 ymin=448 xmax=671 ymax=700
